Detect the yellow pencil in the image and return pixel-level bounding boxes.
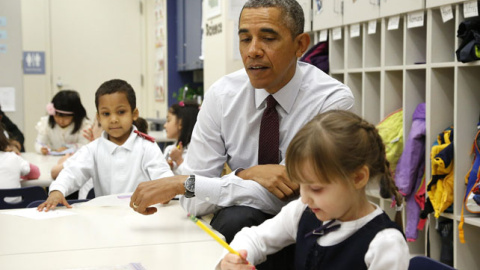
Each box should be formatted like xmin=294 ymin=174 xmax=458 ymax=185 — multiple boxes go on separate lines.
xmin=187 ymin=213 xmax=241 ymax=256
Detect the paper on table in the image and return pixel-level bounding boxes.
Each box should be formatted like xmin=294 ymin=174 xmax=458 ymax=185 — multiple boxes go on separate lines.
xmin=65 ymin=262 xmax=146 ymax=270
xmin=80 ymin=193 xmax=132 ymax=207
xmin=1 ymin=208 xmax=77 ymax=220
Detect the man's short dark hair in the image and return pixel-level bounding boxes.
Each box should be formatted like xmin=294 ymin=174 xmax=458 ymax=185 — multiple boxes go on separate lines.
xmin=241 ymin=0 xmax=304 ymax=38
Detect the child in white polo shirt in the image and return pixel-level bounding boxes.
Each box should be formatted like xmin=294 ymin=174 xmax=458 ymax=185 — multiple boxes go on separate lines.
xmin=38 ymin=79 xmax=173 ymax=211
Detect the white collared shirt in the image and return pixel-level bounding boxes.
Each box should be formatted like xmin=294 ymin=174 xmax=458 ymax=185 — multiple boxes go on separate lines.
xmin=35 ymin=116 xmax=92 ymax=153
xmin=218 ymin=199 xmax=409 ymax=269
xmin=50 ymin=127 xmax=174 ymax=197
xmin=181 ymin=62 xmax=354 ymax=216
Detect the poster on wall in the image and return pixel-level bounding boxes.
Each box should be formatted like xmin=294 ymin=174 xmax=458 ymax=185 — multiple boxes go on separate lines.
xmin=154 ymin=0 xmax=166 ymax=102
xmin=206 ymin=0 xmax=221 ymax=19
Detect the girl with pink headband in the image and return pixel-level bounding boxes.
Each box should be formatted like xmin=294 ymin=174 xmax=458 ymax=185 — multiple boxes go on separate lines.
xmin=35 ymin=90 xmax=92 ymax=155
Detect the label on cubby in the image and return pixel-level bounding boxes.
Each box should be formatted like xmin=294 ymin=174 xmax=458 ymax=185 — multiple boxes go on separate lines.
xmin=368 ymin=20 xmax=377 ymax=35
xmin=407 ymin=11 xmax=424 ymax=29
xmin=332 ymin=27 xmax=342 ymax=40
xmin=464 ymin=1 xmax=479 ymax=18
xmin=388 ymin=16 xmax=400 ymax=31
xmin=440 ymin=5 xmax=453 ymax=23
xmin=350 ymin=24 xmax=360 ymax=38
xmin=319 ymin=30 xmax=328 ymax=42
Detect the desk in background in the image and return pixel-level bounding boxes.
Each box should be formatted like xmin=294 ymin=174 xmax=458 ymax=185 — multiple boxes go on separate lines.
xmin=20 ymin=152 xmax=60 ymax=188
xmin=0 ymin=199 xmax=224 ymax=269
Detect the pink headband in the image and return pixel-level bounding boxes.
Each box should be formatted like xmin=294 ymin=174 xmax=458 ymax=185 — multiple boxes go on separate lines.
xmin=46 ymin=103 xmax=74 ymax=116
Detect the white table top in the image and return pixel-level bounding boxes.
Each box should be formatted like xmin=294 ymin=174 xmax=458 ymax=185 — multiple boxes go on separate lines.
xmin=149 ymin=130 xmax=176 ymax=143
xmin=20 ymin=152 xmax=60 ymax=187
xmin=0 ymin=199 xmax=224 ymax=269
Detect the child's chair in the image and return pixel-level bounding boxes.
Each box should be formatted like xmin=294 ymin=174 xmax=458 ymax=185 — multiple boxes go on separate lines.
xmin=0 ymin=186 xmax=48 ymax=209
xmin=408 ymin=256 xmax=456 ymax=270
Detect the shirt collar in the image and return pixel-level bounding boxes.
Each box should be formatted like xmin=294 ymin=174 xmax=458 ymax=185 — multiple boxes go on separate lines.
xmin=100 ymin=126 xmax=137 ymax=154
xmin=254 ymin=62 xmax=303 ymax=114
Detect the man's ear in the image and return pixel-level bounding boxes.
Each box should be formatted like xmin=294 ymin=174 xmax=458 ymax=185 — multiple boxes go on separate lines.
xmin=295 ymin=32 xmax=311 ymax=58
xmin=353 ymin=165 xmax=370 ymax=190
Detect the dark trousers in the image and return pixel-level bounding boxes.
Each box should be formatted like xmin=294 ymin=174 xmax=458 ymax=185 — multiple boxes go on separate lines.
xmin=210 ymin=206 xmax=295 ymax=270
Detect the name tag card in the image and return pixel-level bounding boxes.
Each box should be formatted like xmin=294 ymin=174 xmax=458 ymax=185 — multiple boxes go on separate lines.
xmin=464 ymin=1 xmax=479 ymax=18
xmin=319 ymin=30 xmax=328 ymax=42
xmin=368 ymin=20 xmax=377 ymax=35
xmin=350 ymin=24 xmax=360 ymax=38
xmin=388 ymin=16 xmax=400 ymax=31
xmin=440 ymin=5 xmax=453 ymax=23
xmin=332 ymin=27 xmax=342 ymax=41
xmin=407 ymin=11 xmax=424 ymax=29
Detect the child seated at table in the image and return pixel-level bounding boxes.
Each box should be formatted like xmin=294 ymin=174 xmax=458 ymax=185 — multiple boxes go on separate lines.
xmin=0 ymin=125 xmax=40 ymax=203
xmin=51 ymin=117 xmax=150 ymax=199
xmin=38 ymin=79 xmax=173 ymax=211
xmin=35 ymin=90 xmax=92 ymax=155
xmin=163 ymin=101 xmax=199 ymax=175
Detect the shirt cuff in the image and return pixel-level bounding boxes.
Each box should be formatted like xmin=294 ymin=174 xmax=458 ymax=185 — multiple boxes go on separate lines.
xmin=195 ymin=175 xmax=223 ymax=205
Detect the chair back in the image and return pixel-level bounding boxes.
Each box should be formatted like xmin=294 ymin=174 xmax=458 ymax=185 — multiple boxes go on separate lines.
xmin=86 ymin=188 xmax=95 ymax=199
xmin=0 ymin=186 xmax=48 ymax=209
xmin=409 ymin=256 xmax=456 ymax=270
xmin=26 ymin=199 xmax=90 ymax=208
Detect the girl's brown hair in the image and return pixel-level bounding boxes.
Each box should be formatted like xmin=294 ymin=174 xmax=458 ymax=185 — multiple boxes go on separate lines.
xmin=0 ymin=124 xmax=9 ymax=151
xmin=286 ymin=110 xmax=403 ymax=223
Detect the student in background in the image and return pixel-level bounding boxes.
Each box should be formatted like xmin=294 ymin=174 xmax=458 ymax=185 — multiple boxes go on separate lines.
xmin=35 ymin=90 xmax=91 ymax=155
xmin=38 ymin=79 xmax=173 ymax=211
xmin=0 ymin=125 xmax=40 ymax=203
xmin=163 ymin=101 xmax=199 ymax=175
xmin=0 ymin=105 xmax=25 ymax=153
xmin=219 ymin=111 xmax=409 ymax=270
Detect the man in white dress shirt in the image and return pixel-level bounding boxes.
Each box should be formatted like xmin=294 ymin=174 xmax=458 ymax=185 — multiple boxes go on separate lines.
xmin=131 ymin=1 xmax=353 ymax=267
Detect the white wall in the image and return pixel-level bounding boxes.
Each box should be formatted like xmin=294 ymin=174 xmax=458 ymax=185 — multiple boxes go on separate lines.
xmin=203 ymin=0 xmax=243 ymax=92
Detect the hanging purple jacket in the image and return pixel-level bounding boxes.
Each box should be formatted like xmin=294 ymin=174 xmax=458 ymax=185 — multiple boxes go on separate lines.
xmin=395 ymin=103 xmax=426 ymax=241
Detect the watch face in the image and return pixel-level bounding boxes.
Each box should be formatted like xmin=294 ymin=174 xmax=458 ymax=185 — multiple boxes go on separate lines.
xmin=185 ymin=176 xmax=195 ymax=191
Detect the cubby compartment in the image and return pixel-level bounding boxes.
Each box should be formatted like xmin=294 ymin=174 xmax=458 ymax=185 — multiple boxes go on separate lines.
xmin=427 ymin=217 xmax=452 ymax=263
xmin=331 ymin=73 xmax=344 ymax=84
xmin=384 ymin=16 xmax=404 ymax=67
xmin=430 ymin=7 xmax=456 ymax=63
xmin=363 ymin=72 xmax=381 ymax=124
xmin=346 ymin=25 xmax=363 ymax=69
xmin=383 ymin=70 xmax=403 ymax=117
xmin=346 ymin=72 xmax=363 ymax=116
xmin=330 ymin=29 xmax=345 ymax=71
xmin=429 ymin=68 xmax=454 ymax=141
xmin=364 ymin=21 xmax=381 ymax=68
xmin=455 ymin=222 xmax=480 ymax=269
xmin=455 ymin=66 xmax=480 ymax=214
xmin=404 ymin=69 xmax=426 ymax=134
xmin=405 ymin=12 xmax=427 ymax=65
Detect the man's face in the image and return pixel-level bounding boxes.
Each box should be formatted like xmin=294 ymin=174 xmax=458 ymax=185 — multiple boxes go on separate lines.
xmin=238 ymin=7 xmax=301 ymax=94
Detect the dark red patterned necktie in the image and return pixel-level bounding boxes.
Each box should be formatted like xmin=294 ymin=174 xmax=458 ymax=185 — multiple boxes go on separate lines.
xmin=258 ymin=95 xmax=279 ymax=165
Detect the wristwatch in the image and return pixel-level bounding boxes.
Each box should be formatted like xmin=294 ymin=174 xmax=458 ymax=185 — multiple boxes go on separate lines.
xmin=184 ymin=175 xmax=195 ymax=198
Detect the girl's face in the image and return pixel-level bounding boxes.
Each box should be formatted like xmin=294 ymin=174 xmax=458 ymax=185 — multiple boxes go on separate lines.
xmin=164 ymin=112 xmax=181 ymax=140
xmin=299 ymin=162 xmax=360 ymax=222
xmin=54 ymin=114 xmax=74 ymax=128
xmin=96 ymin=92 xmax=138 ymax=145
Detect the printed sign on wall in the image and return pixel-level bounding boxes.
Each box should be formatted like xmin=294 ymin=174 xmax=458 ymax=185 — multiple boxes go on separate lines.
xmin=23 ymin=51 xmax=45 ymax=74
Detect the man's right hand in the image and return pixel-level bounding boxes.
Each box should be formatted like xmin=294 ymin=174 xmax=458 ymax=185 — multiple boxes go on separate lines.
xmin=236 ymin=164 xmax=299 ymax=200
xmin=130 ymin=175 xmax=186 ymax=215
